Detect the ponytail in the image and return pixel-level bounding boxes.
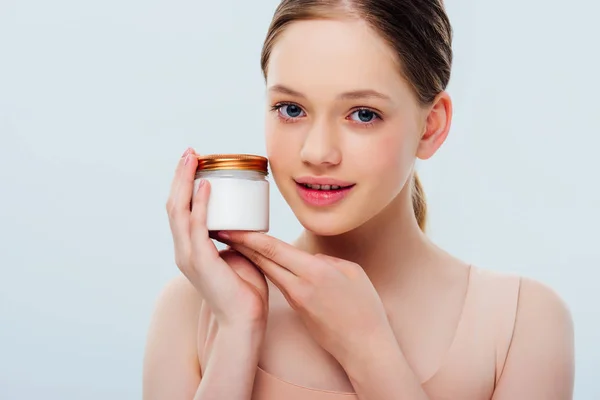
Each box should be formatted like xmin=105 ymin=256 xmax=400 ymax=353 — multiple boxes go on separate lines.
xmin=411 ymin=172 xmax=427 ymax=232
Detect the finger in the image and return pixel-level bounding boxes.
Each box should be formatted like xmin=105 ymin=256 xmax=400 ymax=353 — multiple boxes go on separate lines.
xmin=209 ymin=230 xmax=226 ymax=243
xmin=314 ymin=253 xmax=344 ymax=264
xmin=190 ymin=178 xmax=220 ymax=264
xmin=221 ymin=231 xmax=320 ymax=277
xmin=166 ymin=150 xmax=196 ymax=267
xmin=167 ymin=149 xmax=198 ymax=240
xmin=220 ymin=249 xmax=267 ymax=300
xmin=167 ymin=148 xmax=195 ymax=219
xmin=228 ymin=242 xmax=296 ymax=291
xmin=177 ymin=149 xmax=198 ymax=212
xmin=210 ymin=233 xmax=240 ymax=256
xmin=169 ymin=147 xmax=193 ymax=196
xmin=313 ymin=253 xmax=358 ymax=276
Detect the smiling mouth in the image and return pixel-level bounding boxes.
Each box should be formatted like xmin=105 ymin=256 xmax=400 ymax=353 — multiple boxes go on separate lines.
xmin=294 ymin=181 xmax=356 ymax=207
xmin=297 ymin=182 xmax=355 ymax=191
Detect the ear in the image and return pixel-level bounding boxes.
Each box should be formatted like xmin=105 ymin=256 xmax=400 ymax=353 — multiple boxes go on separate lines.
xmin=416 ymin=91 xmax=452 ymax=160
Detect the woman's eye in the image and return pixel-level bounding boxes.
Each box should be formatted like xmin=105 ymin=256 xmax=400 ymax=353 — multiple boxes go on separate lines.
xmin=279 ymin=104 xmax=305 ymax=119
xmin=349 ymin=109 xmax=379 ymax=123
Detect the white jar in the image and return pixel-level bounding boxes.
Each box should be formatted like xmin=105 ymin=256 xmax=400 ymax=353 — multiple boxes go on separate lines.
xmin=192 ymin=154 xmax=269 ymax=232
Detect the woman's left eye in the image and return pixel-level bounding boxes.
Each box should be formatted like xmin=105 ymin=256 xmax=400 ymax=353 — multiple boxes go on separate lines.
xmin=349 ymin=109 xmax=380 ymax=123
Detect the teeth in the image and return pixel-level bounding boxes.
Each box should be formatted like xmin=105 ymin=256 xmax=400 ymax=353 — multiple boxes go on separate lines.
xmin=303 ymin=183 xmax=344 ymax=190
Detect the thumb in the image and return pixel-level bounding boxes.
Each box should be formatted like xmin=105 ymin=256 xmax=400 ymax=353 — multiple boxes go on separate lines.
xmin=221 ymin=249 xmax=268 ymax=298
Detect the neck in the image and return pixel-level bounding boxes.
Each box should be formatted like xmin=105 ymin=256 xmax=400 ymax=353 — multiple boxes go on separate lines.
xmin=295 ymin=185 xmax=438 ymax=289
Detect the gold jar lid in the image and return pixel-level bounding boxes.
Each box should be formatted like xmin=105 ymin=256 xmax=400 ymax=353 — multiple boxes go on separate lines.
xmin=196 ymin=154 xmax=269 ymax=174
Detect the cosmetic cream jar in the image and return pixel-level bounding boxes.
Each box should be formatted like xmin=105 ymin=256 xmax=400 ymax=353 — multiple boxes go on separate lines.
xmin=192 ymin=154 xmax=269 ymax=232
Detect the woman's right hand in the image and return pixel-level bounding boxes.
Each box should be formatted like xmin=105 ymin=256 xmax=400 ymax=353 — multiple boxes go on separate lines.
xmin=166 ymin=148 xmax=269 ymax=331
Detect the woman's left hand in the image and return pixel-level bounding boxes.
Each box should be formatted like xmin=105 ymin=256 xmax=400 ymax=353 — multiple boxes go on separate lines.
xmin=217 ymin=231 xmax=395 ymax=367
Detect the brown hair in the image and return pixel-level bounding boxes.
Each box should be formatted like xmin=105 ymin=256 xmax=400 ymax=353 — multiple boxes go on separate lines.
xmin=260 ymin=0 xmax=453 ymax=232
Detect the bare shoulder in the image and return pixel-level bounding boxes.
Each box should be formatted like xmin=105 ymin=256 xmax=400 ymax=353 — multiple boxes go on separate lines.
xmin=154 ymin=274 xmax=204 ymax=315
xmin=143 ymin=275 xmax=204 ymax=400
xmin=517 ymin=277 xmax=573 ymax=328
xmin=473 ymin=266 xmax=572 ymax=323
xmin=490 ymin=275 xmax=575 ymax=399
xmin=511 ymin=277 xmax=574 ymax=368
xmin=477 ymin=266 xmax=573 ymax=348
xmin=145 ymin=274 xmax=204 ymax=350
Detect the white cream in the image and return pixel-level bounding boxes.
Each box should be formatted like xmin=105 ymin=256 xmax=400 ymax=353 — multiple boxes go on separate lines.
xmin=192 ymin=169 xmax=269 ymax=232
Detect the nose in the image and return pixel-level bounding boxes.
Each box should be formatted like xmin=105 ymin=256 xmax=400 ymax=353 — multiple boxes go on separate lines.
xmin=300 ymin=119 xmax=342 ymax=167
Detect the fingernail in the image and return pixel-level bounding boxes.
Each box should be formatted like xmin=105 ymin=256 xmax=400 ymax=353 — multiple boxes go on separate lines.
xmin=184 ymin=154 xmax=191 ymax=165
xmin=195 ymin=179 xmax=205 ymax=193
xmin=181 ymin=147 xmax=191 ymax=158
xmin=218 ymin=231 xmax=230 ymax=239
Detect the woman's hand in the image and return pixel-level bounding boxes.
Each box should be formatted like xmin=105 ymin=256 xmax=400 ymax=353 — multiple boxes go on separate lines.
xmin=217 ymin=231 xmax=395 ymax=366
xmin=166 ymin=148 xmax=269 ymax=331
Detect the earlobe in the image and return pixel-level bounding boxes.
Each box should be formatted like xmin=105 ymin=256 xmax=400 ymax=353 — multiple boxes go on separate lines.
xmin=416 ymin=91 xmax=453 ymax=160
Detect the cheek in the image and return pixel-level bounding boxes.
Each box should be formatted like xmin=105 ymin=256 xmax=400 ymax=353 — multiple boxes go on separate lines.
xmin=352 ymin=129 xmax=414 ymax=182
xmin=265 ymin=119 xmax=284 ymax=160
xmin=265 ymin=120 xmax=299 ymax=176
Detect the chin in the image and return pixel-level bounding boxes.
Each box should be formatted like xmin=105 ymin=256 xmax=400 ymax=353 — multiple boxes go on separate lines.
xmin=297 ymin=217 xmax=349 ymax=236
xmin=288 ymin=203 xmax=369 ymax=236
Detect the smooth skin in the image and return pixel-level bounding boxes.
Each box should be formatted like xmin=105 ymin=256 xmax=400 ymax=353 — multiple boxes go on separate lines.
xmin=143 ymin=18 xmax=574 ymax=400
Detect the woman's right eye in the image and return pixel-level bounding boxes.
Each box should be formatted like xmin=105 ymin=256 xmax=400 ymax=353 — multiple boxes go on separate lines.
xmin=276 ymin=103 xmax=306 ymax=120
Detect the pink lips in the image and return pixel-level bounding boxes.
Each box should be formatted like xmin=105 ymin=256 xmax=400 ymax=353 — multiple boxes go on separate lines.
xmin=294 ymin=178 xmax=355 ymax=207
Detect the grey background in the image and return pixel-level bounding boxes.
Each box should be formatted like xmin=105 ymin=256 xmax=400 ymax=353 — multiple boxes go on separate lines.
xmin=1 ymin=0 xmax=598 ymax=399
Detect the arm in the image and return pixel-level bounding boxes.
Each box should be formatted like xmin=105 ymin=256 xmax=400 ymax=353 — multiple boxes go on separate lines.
xmin=193 ymin=326 xmax=264 ymax=400
xmin=341 ymin=329 xmax=430 ymax=400
xmin=143 ymin=276 xmax=263 ymax=400
xmin=491 ymin=278 xmax=575 ymax=400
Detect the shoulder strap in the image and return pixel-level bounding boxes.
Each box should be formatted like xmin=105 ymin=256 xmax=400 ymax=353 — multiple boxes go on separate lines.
xmin=492 ymin=274 xmax=522 ymax=384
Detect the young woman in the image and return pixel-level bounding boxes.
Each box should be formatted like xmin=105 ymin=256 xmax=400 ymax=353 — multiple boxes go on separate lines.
xmin=143 ymin=1 xmax=575 ymax=399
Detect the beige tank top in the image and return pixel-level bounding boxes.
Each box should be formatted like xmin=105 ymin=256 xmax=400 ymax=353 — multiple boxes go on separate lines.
xmin=200 ymin=266 xmax=521 ymax=400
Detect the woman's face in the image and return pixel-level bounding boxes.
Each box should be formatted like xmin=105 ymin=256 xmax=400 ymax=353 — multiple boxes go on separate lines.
xmin=264 ymin=18 xmax=443 ymax=235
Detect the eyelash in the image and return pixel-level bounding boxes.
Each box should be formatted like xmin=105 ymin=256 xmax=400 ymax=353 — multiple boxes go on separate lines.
xmin=270 ymin=102 xmax=383 ymax=128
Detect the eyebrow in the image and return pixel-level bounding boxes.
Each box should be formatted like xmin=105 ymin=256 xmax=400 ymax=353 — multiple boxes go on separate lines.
xmin=268 ymin=84 xmax=391 ymax=101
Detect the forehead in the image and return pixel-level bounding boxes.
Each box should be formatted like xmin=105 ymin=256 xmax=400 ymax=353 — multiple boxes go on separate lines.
xmin=266 ymin=19 xmax=407 ymax=96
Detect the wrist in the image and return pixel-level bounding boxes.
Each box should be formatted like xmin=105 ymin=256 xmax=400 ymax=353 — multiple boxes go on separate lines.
xmin=195 ymin=323 xmax=265 ymax=400
xmin=340 ymin=326 xmax=398 ymax=373
xmin=342 ymin=331 xmax=429 ymax=400
xmin=217 ymin=322 xmax=265 ymax=351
